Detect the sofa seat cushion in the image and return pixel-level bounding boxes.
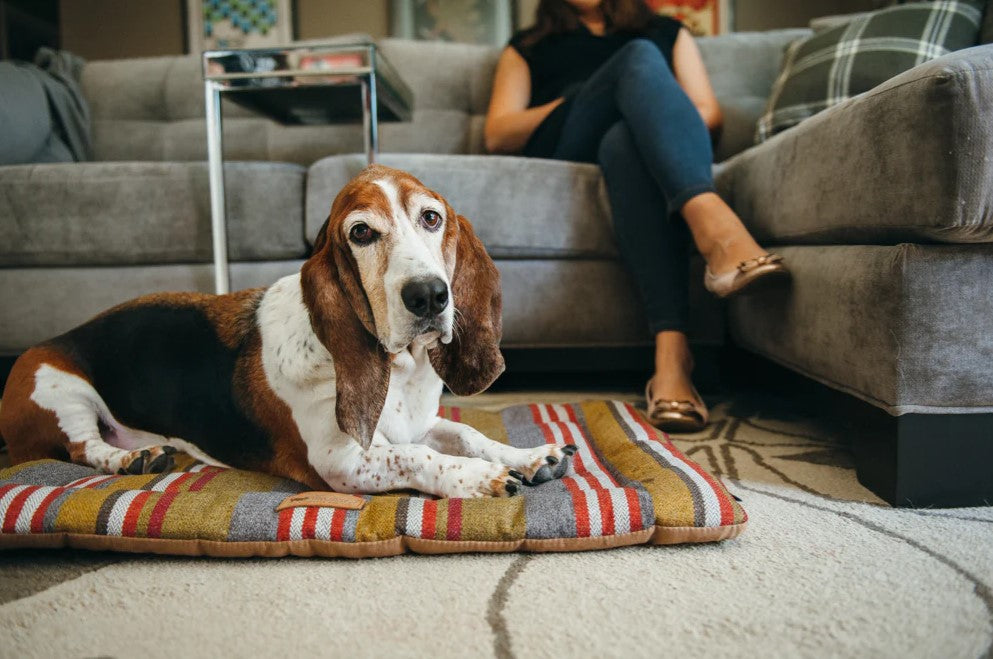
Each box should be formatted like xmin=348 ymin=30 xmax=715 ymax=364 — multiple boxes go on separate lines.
xmin=729 ymin=244 xmax=993 ymax=415
xmin=307 ymin=153 xmax=617 ymax=259
xmin=0 ymin=161 xmax=307 ymax=266
xmin=718 ymin=46 xmax=993 ymax=245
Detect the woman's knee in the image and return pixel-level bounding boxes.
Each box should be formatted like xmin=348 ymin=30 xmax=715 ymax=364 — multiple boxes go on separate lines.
xmin=597 ymin=122 xmax=636 ymax=169
xmin=615 ymin=39 xmax=668 ymax=76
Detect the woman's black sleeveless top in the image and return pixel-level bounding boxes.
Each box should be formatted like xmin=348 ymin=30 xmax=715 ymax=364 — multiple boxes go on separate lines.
xmin=508 ymin=15 xmax=682 ymax=158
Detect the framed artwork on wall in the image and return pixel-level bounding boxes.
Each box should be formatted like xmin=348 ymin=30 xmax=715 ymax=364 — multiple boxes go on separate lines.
xmin=391 ymin=0 xmax=513 ymax=46
xmin=645 ymin=0 xmax=734 ymax=35
xmin=187 ymin=0 xmax=294 ymax=53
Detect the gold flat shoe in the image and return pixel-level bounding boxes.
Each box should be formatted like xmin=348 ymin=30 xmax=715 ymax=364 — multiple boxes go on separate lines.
xmin=704 ymin=253 xmax=789 ymax=299
xmin=645 ymin=380 xmax=709 ymax=433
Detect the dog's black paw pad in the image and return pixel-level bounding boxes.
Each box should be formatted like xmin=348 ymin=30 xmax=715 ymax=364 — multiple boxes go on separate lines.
xmin=524 ymin=464 xmax=554 ymax=486
xmin=551 ymin=455 xmax=573 ymax=479
xmin=562 ymin=445 xmax=578 ymax=456
xmin=146 ymin=453 xmax=174 ymax=473
xmin=125 ymin=451 xmax=148 ymax=475
xmin=161 ymin=446 xmax=178 ymax=455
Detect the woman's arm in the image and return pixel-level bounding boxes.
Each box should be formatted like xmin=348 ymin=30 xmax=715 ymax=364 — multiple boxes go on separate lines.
xmin=484 ymin=46 xmax=565 ymax=154
xmin=671 ymin=28 xmax=723 ymax=131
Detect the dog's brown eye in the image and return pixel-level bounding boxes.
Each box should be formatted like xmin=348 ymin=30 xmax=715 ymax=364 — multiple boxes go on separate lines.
xmin=349 ymin=223 xmax=378 ymax=245
xmin=420 ymin=210 xmax=442 ymax=231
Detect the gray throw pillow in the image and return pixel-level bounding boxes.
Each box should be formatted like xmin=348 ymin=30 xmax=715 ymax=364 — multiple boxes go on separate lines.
xmin=756 ymin=0 xmax=985 ymax=143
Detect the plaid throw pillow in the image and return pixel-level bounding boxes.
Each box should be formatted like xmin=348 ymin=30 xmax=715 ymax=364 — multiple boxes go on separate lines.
xmin=756 ymin=1 xmax=985 ymax=143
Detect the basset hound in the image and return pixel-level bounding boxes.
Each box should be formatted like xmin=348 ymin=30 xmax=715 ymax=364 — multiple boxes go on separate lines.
xmin=0 ymin=165 xmax=575 ymax=498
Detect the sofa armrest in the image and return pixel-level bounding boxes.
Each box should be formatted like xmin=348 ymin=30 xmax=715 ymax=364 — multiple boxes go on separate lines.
xmin=716 ymin=45 xmax=993 ymax=244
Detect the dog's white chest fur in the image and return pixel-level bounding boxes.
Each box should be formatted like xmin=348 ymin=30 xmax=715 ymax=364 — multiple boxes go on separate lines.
xmin=257 ymin=273 xmax=442 ymax=450
xmin=380 ymin=342 xmax=444 ymax=444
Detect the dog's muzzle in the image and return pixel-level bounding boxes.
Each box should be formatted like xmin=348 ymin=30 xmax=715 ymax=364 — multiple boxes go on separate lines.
xmin=401 ymin=277 xmax=449 ymax=319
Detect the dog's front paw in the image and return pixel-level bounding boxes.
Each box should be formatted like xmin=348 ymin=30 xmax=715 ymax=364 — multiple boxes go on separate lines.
xmin=115 ymin=446 xmax=177 ymax=475
xmin=513 ymin=444 xmax=578 ymax=486
xmin=435 ymin=459 xmax=523 ymax=498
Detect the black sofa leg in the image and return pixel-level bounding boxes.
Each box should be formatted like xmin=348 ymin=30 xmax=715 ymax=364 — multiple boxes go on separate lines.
xmin=723 ymin=347 xmax=993 ymax=508
xmin=852 ymin=412 xmax=993 ymax=508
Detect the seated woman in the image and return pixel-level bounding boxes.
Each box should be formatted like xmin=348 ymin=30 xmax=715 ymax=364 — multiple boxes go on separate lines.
xmin=484 ymin=0 xmax=788 ymax=432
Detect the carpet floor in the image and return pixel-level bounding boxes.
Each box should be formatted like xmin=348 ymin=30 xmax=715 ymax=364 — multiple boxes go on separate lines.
xmin=0 ymin=391 xmax=991 ymax=659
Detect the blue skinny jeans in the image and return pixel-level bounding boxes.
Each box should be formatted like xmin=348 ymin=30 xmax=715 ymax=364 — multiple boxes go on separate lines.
xmin=549 ymin=39 xmax=716 ymax=334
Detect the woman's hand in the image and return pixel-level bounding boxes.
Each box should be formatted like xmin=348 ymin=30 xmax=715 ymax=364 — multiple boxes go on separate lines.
xmin=484 ymin=47 xmax=564 ymax=154
xmin=672 ymin=28 xmax=723 ymax=132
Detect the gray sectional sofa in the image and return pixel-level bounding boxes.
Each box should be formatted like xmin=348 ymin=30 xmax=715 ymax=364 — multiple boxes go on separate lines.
xmin=2 ymin=29 xmax=992 ymax=506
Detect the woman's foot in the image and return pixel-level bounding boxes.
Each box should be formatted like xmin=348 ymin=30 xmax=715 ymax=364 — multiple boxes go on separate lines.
xmin=681 ymin=193 xmax=766 ymax=273
xmin=646 ymin=332 xmax=709 ymax=433
xmin=681 ymin=192 xmax=788 ymax=297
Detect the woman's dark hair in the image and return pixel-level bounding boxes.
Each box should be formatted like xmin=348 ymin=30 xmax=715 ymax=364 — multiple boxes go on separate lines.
xmin=519 ymin=0 xmax=654 ymax=47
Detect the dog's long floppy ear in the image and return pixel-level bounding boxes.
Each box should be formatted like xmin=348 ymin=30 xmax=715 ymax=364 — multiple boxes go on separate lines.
xmin=301 ymin=217 xmax=390 ymax=449
xmin=429 ymin=214 xmax=505 ymax=395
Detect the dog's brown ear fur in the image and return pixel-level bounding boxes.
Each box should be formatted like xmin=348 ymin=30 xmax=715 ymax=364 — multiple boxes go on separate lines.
xmin=301 ymin=217 xmax=390 ymax=449
xmin=429 ymin=214 xmax=505 ymax=395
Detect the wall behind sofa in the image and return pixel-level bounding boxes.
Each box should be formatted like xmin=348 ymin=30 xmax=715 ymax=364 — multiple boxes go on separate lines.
xmin=58 ymin=0 xmax=892 ymax=60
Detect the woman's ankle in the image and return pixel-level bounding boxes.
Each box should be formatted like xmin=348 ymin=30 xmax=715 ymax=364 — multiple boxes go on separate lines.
xmin=680 ymin=193 xmax=766 ymax=273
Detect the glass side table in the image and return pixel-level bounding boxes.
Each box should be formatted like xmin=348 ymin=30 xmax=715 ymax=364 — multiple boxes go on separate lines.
xmin=202 ymin=41 xmax=413 ymax=294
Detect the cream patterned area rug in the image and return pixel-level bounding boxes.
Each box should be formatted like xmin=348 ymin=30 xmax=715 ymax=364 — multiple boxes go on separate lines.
xmin=0 ymin=392 xmax=991 ymax=659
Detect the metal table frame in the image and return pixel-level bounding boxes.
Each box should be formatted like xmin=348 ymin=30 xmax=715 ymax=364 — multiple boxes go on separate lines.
xmin=203 ymin=42 xmax=405 ymax=294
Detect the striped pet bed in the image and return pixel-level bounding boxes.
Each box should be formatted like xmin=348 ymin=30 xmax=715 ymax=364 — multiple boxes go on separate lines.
xmin=0 ymin=401 xmax=746 ymax=557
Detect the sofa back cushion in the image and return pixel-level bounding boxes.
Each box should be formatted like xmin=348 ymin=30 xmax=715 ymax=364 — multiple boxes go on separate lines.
xmin=79 ymin=30 xmax=804 ymax=164
xmin=81 ymin=47 xmax=483 ymax=164
xmin=696 ymin=29 xmax=809 ymax=161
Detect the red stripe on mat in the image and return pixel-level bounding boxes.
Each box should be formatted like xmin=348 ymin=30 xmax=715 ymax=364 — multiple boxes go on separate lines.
xmin=165 ymin=472 xmax=195 ymax=492
xmin=0 ymin=483 xmax=21 ymax=506
xmin=549 ymin=405 xmax=613 ymax=533
xmin=624 ymin=487 xmax=643 ymax=532
xmin=84 ymin=476 xmax=115 ymax=489
xmin=30 ymin=488 xmax=64 ymax=533
xmin=188 ymin=467 xmax=222 ymax=492
xmin=446 ymin=498 xmax=462 ymax=540
xmin=122 ymin=491 xmax=153 ymax=537
xmin=561 ymin=478 xmax=591 ymax=537
xmin=2 ymin=485 xmax=40 ymax=533
xmin=330 ymin=508 xmax=347 ymax=541
xmin=301 ymin=506 xmax=319 ymax=540
xmin=146 ymin=491 xmax=179 ymax=538
xmin=557 ymin=412 xmax=615 ymax=535
xmin=276 ymin=508 xmax=293 ymax=542
xmin=421 ymin=499 xmax=437 ymax=539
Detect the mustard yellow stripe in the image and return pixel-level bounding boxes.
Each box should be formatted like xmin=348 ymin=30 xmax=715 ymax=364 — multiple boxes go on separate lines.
xmin=454 ymin=408 xmax=509 ymax=445
xmin=52 ymin=489 xmax=106 ymax=535
xmin=457 ymin=497 xmax=525 ymax=542
xmin=434 ymin=499 xmax=448 ymax=540
xmin=354 ymin=495 xmax=401 ymax=542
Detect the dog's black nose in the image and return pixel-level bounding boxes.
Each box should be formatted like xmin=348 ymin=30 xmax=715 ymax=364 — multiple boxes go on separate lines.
xmin=401 ymin=277 xmax=449 ymax=318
